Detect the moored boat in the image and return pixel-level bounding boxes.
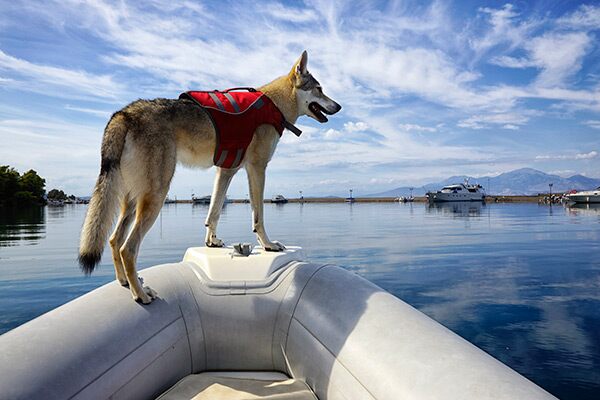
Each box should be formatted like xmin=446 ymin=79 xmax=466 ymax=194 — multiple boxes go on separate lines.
xmin=567 ymin=187 xmax=600 ymax=203
xmin=427 ymin=180 xmax=485 ymax=202
xmin=271 ymin=194 xmax=288 ymax=204
xmin=192 ymin=195 xmax=211 ymax=204
xmin=395 ymin=196 xmax=414 ymax=203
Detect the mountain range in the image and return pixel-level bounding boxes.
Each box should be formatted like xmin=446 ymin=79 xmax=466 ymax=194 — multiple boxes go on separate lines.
xmin=366 ymin=168 xmax=600 ymax=197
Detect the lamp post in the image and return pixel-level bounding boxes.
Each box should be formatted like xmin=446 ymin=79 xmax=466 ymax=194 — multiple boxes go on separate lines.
xmin=299 ymin=190 xmax=303 ymax=203
xmin=549 ymin=183 xmax=553 ymax=196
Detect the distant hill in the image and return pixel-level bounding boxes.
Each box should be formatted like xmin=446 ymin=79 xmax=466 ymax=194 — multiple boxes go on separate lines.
xmin=366 ymin=168 xmax=600 ymax=197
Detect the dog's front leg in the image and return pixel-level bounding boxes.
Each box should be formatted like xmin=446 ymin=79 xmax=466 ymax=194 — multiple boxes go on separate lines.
xmin=205 ymin=167 xmax=237 ymax=247
xmin=246 ymin=162 xmax=285 ymax=251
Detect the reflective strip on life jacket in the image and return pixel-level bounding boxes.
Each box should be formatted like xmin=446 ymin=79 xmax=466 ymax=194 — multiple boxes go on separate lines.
xmin=222 ymin=92 xmax=241 ymax=113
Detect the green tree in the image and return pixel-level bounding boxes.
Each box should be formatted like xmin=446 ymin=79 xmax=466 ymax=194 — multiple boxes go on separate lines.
xmin=47 ymin=189 xmax=68 ymax=201
xmin=0 ymin=166 xmax=47 ymax=206
xmin=0 ymin=166 xmax=21 ymax=206
xmin=18 ymin=169 xmax=46 ymax=203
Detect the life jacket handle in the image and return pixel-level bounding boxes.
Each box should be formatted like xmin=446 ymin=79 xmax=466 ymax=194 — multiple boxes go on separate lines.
xmin=223 ymin=87 xmax=257 ymax=93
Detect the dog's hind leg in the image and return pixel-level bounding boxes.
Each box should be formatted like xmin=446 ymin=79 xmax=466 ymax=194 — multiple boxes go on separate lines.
xmin=120 ymin=193 xmax=165 ymax=304
xmin=109 ymin=196 xmax=135 ymax=286
xmin=205 ymin=167 xmax=238 ymax=247
xmin=246 ymin=162 xmax=285 ymax=251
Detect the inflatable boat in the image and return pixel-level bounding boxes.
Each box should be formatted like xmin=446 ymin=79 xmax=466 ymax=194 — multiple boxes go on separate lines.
xmin=0 ymin=246 xmax=556 ymax=399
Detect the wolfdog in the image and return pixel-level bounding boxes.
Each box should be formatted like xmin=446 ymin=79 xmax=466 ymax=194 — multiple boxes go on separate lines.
xmin=78 ymin=51 xmax=341 ymax=303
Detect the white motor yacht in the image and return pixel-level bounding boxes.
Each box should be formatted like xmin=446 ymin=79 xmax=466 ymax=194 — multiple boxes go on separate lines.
xmin=567 ymin=187 xmax=600 ymax=203
xmin=427 ymin=180 xmax=485 ymax=202
xmin=271 ymin=194 xmax=288 ymax=204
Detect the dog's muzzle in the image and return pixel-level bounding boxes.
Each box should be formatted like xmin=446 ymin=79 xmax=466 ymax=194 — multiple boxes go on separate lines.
xmin=309 ymin=102 xmax=341 ymax=123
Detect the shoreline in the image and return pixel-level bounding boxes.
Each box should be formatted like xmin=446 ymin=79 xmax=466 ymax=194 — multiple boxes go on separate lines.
xmin=164 ymin=195 xmax=550 ymax=204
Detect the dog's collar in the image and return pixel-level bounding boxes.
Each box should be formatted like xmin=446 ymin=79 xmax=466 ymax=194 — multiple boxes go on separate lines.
xmin=283 ymin=120 xmax=302 ymax=137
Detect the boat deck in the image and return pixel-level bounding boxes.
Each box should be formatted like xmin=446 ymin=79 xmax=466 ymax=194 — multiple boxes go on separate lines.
xmin=158 ymin=372 xmax=316 ymax=399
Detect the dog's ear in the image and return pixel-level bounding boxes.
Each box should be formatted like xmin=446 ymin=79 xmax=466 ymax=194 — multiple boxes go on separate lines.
xmin=293 ymin=50 xmax=308 ymax=75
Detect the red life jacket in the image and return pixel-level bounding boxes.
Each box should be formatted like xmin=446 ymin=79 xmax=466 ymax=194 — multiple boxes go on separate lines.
xmin=179 ymin=88 xmax=299 ymax=169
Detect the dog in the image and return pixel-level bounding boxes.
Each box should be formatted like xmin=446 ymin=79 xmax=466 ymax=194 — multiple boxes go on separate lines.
xmin=78 ymin=51 xmax=341 ymax=304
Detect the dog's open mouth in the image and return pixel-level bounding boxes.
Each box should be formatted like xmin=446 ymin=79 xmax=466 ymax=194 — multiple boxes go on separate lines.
xmin=309 ymin=102 xmax=330 ymax=123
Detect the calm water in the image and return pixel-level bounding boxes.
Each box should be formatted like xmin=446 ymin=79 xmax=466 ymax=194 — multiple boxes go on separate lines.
xmin=1 ymin=202 xmax=599 ymax=398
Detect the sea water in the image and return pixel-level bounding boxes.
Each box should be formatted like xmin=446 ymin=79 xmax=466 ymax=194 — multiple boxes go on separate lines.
xmin=1 ymin=202 xmax=599 ymax=399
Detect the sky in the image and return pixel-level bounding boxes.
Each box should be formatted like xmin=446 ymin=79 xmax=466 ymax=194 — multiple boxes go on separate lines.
xmin=1 ymin=0 xmax=599 ymax=198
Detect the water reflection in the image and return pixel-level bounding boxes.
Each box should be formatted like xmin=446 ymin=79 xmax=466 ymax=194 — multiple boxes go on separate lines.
xmin=566 ymin=202 xmax=600 ymax=216
xmin=426 ymin=201 xmax=485 ymax=217
xmin=0 ymin=206 xmax=46 ymax=246
xmin=46 ymin=204 xmax=67 ymax=219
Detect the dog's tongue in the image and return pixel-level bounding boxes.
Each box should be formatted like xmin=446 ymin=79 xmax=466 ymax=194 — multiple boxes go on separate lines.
xmin=309 ymin=102 xmax=328 ymax=123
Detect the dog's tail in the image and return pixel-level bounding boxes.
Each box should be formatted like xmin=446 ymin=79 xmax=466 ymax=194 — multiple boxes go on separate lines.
xmin=78 ymin=112 xmax=128 ymax=274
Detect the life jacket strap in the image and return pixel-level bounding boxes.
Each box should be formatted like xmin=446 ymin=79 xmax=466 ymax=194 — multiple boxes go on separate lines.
xmin=283 ymin=120 xmax=302 ymax=137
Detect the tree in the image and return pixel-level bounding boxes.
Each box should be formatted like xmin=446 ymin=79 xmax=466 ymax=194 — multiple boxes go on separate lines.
xmin=0 ymin=166 xmax=46 ymax=206
xmin=19 ymin=170 xmax=46 ymax=201
xmin=47 ymin=189 xmax=68 ymax=201
xmin=0 ymin=166 xmax=21 ymax=204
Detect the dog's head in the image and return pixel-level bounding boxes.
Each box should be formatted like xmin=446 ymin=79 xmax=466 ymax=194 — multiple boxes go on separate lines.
xmin=290 ymin=51 xmax=341 ymax=123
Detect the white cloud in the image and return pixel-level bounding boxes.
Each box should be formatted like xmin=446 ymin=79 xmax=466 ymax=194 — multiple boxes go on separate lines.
xmin=557 ymin=4 xmax=600 ymax=30
xmin=0 ymin=49 xmax=124 ymax=101
xmin=263 ymin=3 xmax=319 ymax=23
xmin=576 ymin=151 xmax=598 ymax=160
xmin=343 ymin=121 xmax=368 ymax=132
xmin=490 ymin=55 xmax=535 ymax=68
xmin=398 ymin=123 xmax=437 ymax=133
xmin=548 ymin=170 xmax=576 ymax=177
xmin=535 ymin=151 xmax=598 ymax=160
xmin=0 ymin=116 xmax=103 ymax=194
xmin=458 ymin=113 xmax=529 ymax=130
xmin=527 ymin=32 xmax=591 ymax=87
xmin=64 ymin=105 xmax=112 ymax=118
xmin=491 ymin=31 xmax=591 ymax=88
xmin=323 ymin=128 xmax=341 ymax=139
xmin=368 ymin=177 xmax=402 ymax=186
xmin=8 ymin=1 xmax=599 ymax=114
xmin=471 ymin=4 xmax=535 ymax=57
xmin=584 ymin=120 xmax=600 ymax=129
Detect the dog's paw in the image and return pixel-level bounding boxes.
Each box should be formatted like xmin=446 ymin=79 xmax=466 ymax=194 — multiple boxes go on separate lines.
xmin=206 ymin=237 xmax=224 ymax=247
xmin=133 ymin=286 xmax=157 ymax=305
xmin=117 ymin=278 xmax=129 ymax=287
xmin=263 ymin=241 xmax=286 ymax=252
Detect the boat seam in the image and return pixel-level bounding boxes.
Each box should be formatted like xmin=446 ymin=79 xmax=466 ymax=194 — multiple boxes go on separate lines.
xmin=107 ymin=331 xmax=190 ymax=398
xmin=68 ymin=315 xmax=183 ymax=399
xmin=178 ymin=303 xmax=194 ymax=373
xmin=291 ymin=316 xmax=377 ymax=400
xmin=179 ymin=262 xmax=209 ymax=371
xmin=269 ymin=261 xmax=303 ymax=371
xmin=282 ymin=264 xmax=330 ymax=374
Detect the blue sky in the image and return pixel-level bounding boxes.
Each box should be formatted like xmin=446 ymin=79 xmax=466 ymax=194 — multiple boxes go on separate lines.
xmin=1 ymin=0 xmax=599 ymax=198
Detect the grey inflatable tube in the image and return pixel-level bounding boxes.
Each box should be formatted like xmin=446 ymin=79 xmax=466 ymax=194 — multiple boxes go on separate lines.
xmin=0 ymin=249 xmax=556 ymax=399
